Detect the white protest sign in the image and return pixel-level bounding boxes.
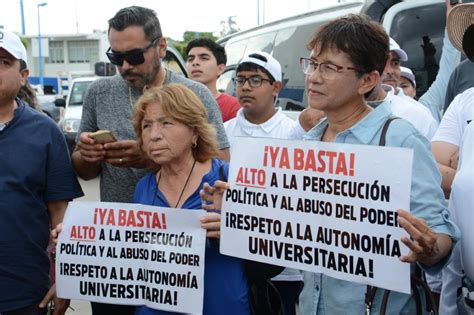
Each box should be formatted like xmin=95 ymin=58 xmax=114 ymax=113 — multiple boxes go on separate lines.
xmin=56 ymin=201 xmax=206 ymax=313
xmin=220 ymin=137 xmax=413 ymax=294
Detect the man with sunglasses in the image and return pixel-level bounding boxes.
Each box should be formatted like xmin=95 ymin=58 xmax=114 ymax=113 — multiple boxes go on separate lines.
xmin=224 ymin=51 xmax=305 ymax=315
xmin=71 ymin=6 xmax=229 ymax=315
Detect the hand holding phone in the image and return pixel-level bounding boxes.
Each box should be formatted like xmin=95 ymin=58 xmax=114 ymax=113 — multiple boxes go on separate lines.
xmin=89 ymin=130 xmax=117 ymax=144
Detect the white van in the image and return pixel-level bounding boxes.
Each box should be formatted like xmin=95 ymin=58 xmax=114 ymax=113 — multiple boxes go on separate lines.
xmin=56 ymin=77 xmax=97 ymax=152
xmin=217 ymin=0 xmax=451 ymax=119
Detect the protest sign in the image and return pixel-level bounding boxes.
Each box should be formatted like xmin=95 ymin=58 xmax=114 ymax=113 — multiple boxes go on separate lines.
xmin=56 ymin=201 xmax=206 ymax=313
xmin=220 ymin=137 xmax=413 ymax=294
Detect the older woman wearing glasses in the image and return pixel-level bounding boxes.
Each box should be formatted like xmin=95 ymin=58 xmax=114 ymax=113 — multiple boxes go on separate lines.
xmin=132 ymin=84 xmax=249 ymax=315
xmin=296 ymin=14 xmax=459 ymax=315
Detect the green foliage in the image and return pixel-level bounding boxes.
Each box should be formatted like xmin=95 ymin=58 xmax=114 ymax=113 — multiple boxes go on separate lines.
xmin=168 ymin=31 xmax=218 ymax=58
xmin=20 ymin=36 xmax=29 ymax=49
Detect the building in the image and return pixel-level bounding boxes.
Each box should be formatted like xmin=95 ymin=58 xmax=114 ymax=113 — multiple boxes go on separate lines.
xmin=22 ymin=30 xmax=109 ymax=94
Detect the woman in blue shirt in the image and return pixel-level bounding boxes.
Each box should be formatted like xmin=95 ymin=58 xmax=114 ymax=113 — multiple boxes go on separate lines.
xmin=132 ymin=84 xmax=249 ymax=315
xmin=294 ymin=14 xmax=459 ymax=315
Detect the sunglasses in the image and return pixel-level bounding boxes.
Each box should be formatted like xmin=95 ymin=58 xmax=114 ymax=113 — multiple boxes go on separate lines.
xmin=106 ymin=38 xmax=159 ymax=66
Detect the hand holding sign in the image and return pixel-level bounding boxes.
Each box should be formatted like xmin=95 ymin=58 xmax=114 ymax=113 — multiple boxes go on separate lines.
xmin=200 ymin=181 xmax=229 ymax=239
xmin=397 ymin=209 xmax=453 ymax=266
xmin=38 ymin=283 xmax=70 ymax=315
xmin=51 ymin=223 xmax=63 ymax=246
xmin=200 ymin=181 xmax=229 ymax=212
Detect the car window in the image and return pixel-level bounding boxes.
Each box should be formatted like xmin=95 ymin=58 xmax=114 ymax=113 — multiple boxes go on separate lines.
xmin=243 ymin=31 xmax=277 ymax=56
xmin=388 ymin=3 xmax=445 ymax=96
xmin=217 ymin=67 xmax=236 ymax=94
xmin=272 ymin=23 xmax=324 ymax=112
xmin=69 ymin=81 xmax=93 ymax=106
xmin=164 ymin=49 xmax=187 ymax=77
xmin=226 ymin=39 xmax=248 ymax=66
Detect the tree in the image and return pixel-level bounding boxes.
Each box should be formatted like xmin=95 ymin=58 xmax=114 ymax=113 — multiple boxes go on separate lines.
xmin=168 ymin=31 xmax=218 ymax=57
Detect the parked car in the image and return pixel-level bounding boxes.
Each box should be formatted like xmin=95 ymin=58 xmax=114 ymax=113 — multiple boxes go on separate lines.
xmin=217 ymin=0 xmax=453 ymax=119
xmin=56 ymin=77 xmax=97 ymax=153
xmin=55 ymin=46 xmax=187 ymax=154
xmin=30 ymin=84 xmax=61 ymax=122
xmin=38 ymin=99 xmax=61 ymax=123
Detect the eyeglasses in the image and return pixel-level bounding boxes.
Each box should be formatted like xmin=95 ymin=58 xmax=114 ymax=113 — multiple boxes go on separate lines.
xmin=232 ymin=76 xmax=273 ymax=88
xmin=106 ymin=38 xmax=160 ymax=66
xmin=299 ymin=57 xmax=363 ymax=80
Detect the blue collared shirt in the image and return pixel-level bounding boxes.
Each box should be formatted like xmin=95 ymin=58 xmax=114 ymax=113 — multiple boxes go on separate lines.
xmin=300 ymin=101 xmax=459 ymax=315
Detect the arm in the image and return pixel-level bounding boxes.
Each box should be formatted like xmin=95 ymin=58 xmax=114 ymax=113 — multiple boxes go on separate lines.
xmin=38 ymin=200 xmax=70 ymax=315
xmin=430 ymin=92 xmax=464 ymax=197
xmin=418 ymin=0 xmax=462 ymax=120
xmin=431 ymin=141 xmax=459 ymax=197
xmin=217 ymin=148 xmax=230 ymax=161
xmin=394 ymin=127 xmax=458 ymax=270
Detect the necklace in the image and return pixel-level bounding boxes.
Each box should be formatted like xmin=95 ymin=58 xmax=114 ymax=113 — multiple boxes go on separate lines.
xmin=156 ymin=159 xmax=197 ymax=208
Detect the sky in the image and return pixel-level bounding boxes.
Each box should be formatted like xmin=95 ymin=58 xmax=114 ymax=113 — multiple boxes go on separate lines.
xmin=1 ymin=0 xmax=343 ymax=40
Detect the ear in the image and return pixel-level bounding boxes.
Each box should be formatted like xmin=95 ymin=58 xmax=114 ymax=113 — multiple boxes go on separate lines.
xmin=217 ymin=64 xmax=225 ymax=76
xmin=20 ymin=68 xmax=29 ymax=87
xmin=157 ymin=37 xmax=168 ymax=58
xmin=272 ymin=81 xmax=283 ymax=97
xmin=357 ymin=70 xmax=380 ymax=96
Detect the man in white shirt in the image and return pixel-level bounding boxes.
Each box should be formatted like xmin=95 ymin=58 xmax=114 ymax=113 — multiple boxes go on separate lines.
xmin=432 ymin=87 xmax=474 ymax=194
xmin=367 ymin=51 xmax=439 ymax=140
xmin=224 ymin=51 xmax=304 ymax=315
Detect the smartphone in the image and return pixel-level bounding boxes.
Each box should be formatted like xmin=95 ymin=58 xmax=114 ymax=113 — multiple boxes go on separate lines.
xmin=450 ymin=0 xmax=459 ymax=5
xmin=89 ymin=130 xmax=117 ymax=144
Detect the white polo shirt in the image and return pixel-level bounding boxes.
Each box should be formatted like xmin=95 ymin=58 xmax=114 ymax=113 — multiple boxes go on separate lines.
xmin=369 ymin=85 xmax=439 ymax=140
xmin=432 ymin=87 xmax=474 ymax=147
xmin=386 ymin=86 xmax=439 ymax=140
xmin=225 ymin=107 xmax=305 ymax=149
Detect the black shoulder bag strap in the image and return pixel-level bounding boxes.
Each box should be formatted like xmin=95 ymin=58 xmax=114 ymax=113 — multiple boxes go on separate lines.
xmin=364 ymin=116 xmax=438 ymax=315
xmin=364 ymin=116 xmax=397 ymax=315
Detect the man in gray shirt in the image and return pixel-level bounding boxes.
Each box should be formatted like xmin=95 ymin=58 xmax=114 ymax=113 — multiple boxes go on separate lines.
xmin=72 ymin=6 xmax=229 ymax=315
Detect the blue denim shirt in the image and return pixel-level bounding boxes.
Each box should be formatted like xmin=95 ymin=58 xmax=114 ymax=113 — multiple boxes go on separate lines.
xmin=300 ymin=101 xmax=459 ymax=315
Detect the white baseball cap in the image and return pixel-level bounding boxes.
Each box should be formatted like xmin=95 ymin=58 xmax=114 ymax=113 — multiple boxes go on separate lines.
xmin=389 ymin=38 xmax=408 ymax=62
xmin=0 ymin=26 xmax=27 ymax=66
xmin=400 ymin=66 xmax=416 ymax=88
xmin=238 ymin=51 xmax=282 ymax=82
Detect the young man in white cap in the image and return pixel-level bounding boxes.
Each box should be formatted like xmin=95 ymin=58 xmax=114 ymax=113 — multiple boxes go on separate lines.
xmin=383 ymin=36 xmax=458 ymax=123
xmin=383 ymin=0 xmax=463 ymax=122
xmin=224 ymin=51 xmax=304 ymax=315
xmin=0 ymin=26 xmax=83 ymax=315
xmin=399 ymin=66 xmax=417 ymax=99
xmin=381 ymin=38 xmax=408 ymax=90
xmin=367 ymin=44 xmax=439 ymax=140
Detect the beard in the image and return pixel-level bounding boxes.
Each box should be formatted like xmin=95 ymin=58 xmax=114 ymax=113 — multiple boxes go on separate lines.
xmin=121 ymin=54 xmax=162 ymax=91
